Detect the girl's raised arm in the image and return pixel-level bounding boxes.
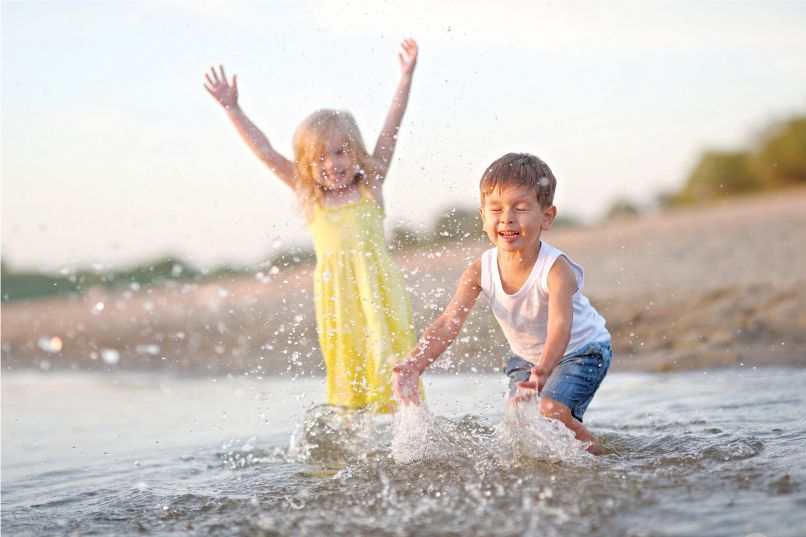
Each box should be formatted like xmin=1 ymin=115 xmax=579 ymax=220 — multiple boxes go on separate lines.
xmin=204 ymin=65 xmax=296 ymax=188
xmin=371 ymin=39 xmax=418 ymax=183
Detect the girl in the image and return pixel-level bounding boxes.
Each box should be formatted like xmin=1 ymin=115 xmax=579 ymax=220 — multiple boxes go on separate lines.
xmin=204 ymin=39 xmax=420 ymax=412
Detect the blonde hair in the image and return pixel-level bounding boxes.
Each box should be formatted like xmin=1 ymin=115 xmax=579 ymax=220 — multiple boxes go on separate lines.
xmin=479 ymin=152 xmax=557 ymax=209
xmin=292 ymin=109 xmax=377 ymax=215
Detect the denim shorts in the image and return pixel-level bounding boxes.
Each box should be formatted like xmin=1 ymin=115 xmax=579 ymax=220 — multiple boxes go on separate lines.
xmin=503 ymin=340 xmax=611 ymax=422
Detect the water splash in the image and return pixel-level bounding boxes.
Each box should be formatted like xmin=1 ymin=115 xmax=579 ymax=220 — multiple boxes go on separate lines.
xmin=288 ymin=405 xmax=383 ymax=468
xmin=391 ymin=400 xmax=592 ymax=466
xmin=391 ymin=403 xmax=495 ymax=464
xmin=496 ymin=399 xmax=592 ymax=465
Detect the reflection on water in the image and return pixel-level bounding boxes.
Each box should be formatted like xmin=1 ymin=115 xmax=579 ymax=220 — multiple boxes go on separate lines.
xmin=2 ymin=368 xmax=806 ymax=536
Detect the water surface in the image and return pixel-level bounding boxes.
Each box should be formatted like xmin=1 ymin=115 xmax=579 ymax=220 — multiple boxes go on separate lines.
xmin=3 ymin=368 xmax=805 ymax=536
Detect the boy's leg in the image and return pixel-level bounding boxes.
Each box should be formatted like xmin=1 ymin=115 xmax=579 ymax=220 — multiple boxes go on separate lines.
xmin=537 ymin=341 xmax=611 ymax=454
xmin=538 ymin=397 xmax=600 ymax=454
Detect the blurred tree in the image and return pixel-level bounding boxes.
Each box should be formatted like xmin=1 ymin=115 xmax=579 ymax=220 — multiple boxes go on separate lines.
xmin=606 ymin=198 xmax=640 ymax=220
xmin=390 ymin=225 xmax=422 ymax=251
xmin=654 ymin=191 xmax=676 ymax=209
xmin=673 ymin=151 xmax=761 ymax=205
xmin=432 ymin=207 xmax=484 ymax=242
xmin=113 ymin=255 xmax=199 ymax=285
xmin=752 ymin=116 xmax=806 ymax=187
xmin=552 ymin=214 xmax=581 ymax=228
xmin=269 ymin=247 xmax=315 ymax=269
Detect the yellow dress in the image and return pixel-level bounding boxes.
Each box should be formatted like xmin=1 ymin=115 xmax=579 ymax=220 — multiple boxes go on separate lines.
xmin=307 ymin=193 xmax=417 ymax=412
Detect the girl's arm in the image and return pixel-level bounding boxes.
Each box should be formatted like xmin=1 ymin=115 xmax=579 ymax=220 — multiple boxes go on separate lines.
xmin=370 ymin=39 xmax=418 ymax=184
xmin=204 ymin=66 xmax=296 ymax=188
xmin=392 ymin=258 xmax=482 ymax=406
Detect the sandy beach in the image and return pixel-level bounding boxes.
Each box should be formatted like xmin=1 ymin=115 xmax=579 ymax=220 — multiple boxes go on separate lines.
xmin=2 ymin=189 xmax=804 ymax=374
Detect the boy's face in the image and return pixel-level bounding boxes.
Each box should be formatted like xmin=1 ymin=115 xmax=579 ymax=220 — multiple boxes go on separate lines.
xmin=480 ymin=185 xmax=556 ymax=253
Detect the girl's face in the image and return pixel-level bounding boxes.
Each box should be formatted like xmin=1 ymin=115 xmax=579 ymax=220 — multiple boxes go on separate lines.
xmin=312 ymin=140 xmax=360 ymax=191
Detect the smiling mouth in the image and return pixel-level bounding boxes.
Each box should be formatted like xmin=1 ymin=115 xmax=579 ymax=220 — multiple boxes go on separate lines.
xmin=498 ymin=230 xmax=520 ymax=241
xmin=322 ymin=170 xmax=346 ymax=181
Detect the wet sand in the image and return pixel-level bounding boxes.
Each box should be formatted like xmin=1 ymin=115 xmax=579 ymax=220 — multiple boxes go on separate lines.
xmin=2 ymin=189 xmax=804 ymax=374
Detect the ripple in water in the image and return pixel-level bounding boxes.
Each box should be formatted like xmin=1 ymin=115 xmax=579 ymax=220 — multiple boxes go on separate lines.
xmin=4 ymin=370 xmax=803 ymax=537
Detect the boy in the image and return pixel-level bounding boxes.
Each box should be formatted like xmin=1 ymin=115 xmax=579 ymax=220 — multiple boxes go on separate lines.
xmin=392 ymin=152 xmax=611 ymax=453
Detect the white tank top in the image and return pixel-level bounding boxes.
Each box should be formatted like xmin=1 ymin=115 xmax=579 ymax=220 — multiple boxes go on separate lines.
xmin=480 ymin=242 xmax=609 ymax=362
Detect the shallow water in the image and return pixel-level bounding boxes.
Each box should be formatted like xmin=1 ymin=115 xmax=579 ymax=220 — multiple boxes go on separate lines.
xmin=2 ymin=368 xmax=805 ymax=536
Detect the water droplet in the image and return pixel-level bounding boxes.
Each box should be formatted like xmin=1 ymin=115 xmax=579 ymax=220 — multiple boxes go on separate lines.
xmin=101 ymin=348 xmax=120 ymax=365
xmin=37 ymin=336 xmax=63 ymax=353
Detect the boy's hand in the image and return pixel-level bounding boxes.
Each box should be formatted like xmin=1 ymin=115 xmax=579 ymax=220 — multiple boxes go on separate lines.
xmin=398 ymin=39 xmax=418 ymax=77
xmin=513 ymin=365 xmax=551 ymax=403
xmin=392 ymin=361 xmax=421 ymax=406
xmin=204 ymin=65 xmax=238 ymax=109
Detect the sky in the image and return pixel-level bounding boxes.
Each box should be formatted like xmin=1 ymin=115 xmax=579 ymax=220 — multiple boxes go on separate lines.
xmin=2 ymin=1 xmax=805 ymax=271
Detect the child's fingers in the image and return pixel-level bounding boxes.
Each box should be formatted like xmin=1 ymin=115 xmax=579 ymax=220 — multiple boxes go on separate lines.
xmin=219 ymin=65 xmax=227 ymax=85
xmin=232 ymin=74 xmax=238 ymax=90
xmin=512 ymin=387 xmax=536 ymax=404
xmin=397 ymin=381 xmax=420 ymax=406
xmin=204 ymin=73 xmax=216 ymax=88
xmin=209 ymin=66 xmax=220 ymax=84
xmin=402 ymin=390 xmax=420 ymax=407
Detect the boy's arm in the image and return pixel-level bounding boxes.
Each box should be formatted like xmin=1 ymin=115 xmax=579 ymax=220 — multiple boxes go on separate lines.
xmin=516 ymin=257 xmax=577 ymax=397
xmin=392 ymin=257 xmax=482 ymax=405
xmin=204 ymin=66 xmax=296 ymax=188
xmin=370 ymin=39 xmax=418 ymax=183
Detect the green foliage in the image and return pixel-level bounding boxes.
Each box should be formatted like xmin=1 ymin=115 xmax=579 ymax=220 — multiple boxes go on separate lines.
xmin=1 ymin=271 xmax=77 ymax=301
xmin=654 ymin=191 xmax=676 ymax=209
xmin=1 ymin=256 xmax=201 ymax=302
xmin=606 ymin=199 xmax=640 ymax=220
xmin=432 ymin=207 xmax=484 ymax=242
xmin=552 ymin=214 xmax=581 ymax=228
xmin=752 ymin=116 xmax=806 ymax=187
xmin=111 ymin=256 xmax=200 ymax=285
xmin=670 ymin=114 xmax=806 ymax=206
xmin=673 ymin=151 xmax=761 ymax=205
xmin=390 ymin=225 xmax=422 ymax=251
xmin=268 ymin=246 xmax=315 ymax=269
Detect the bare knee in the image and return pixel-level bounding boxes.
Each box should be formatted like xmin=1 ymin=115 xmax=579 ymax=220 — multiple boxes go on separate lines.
xmin=539 ymin=397 xmax=572 ymax=422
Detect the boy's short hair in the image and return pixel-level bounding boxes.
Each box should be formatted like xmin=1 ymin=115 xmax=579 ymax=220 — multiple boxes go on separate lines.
xmin=480 ymin=153 xmax=557 ymax=208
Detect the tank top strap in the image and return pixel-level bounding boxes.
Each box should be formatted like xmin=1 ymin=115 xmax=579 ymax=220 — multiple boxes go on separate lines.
xmin=480 ymin=248 xmax=496 ymax=297
xmin=537 ymin=242 xmax=585 ymax=293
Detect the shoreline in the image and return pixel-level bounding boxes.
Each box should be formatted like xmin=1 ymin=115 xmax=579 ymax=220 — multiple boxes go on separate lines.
xmin=3 ymin=190 xmax=805 ymax=374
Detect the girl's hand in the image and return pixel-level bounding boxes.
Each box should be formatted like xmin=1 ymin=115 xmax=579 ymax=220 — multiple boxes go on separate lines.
xmin=204 ymin=65 xmax=238 ymax=109
xmin=398 ymin=38 xmax=418 ymax=77
xmin=392 ymin=361 xmax=421 ymax=406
